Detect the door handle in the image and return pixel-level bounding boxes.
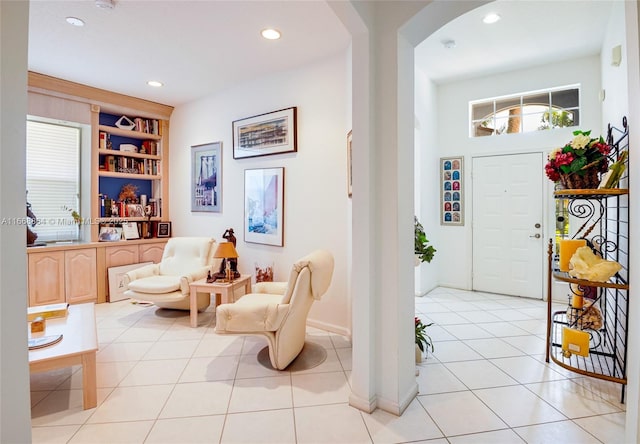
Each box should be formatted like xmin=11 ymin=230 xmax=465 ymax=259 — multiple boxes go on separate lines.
xmin=529 ymin=234 xmax=541 ymax=238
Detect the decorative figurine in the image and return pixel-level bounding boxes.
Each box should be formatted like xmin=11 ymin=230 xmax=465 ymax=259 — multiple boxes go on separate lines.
xmin=214 ymin=228 xmax=241 ymax=280
xmin=206 ymin=270 xmax=216 ymax=283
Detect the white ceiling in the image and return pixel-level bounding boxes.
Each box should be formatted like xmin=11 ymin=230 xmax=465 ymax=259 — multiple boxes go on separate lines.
xmin=416 ymin=0 xmax=615 ymax=84
xmin=28 ymin=1 xmax=615 ymax=107
xmin=28 ymin=1 xmax=351 ymax=106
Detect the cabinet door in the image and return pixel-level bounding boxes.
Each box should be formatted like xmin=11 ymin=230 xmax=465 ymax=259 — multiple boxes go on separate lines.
xmin=139 ymin=242 xmax=166 ymax=264
xmin=65 ymin=249 xmax=98 ymax=304
xmin=105 ymin=244 xmax=139 ymax=268
xmin=28 ymin=251 xmax=65 ymax=306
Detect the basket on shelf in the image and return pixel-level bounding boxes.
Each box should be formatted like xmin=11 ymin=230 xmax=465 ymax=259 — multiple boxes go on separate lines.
xmin=558 ymin=168 xmax=601 ymax=190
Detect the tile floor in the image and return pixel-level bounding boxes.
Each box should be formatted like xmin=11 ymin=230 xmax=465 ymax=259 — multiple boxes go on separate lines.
xmin=30 ymin=287 xmax=626 ymax=443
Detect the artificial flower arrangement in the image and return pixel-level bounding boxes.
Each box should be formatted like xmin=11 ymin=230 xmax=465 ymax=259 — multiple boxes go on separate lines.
xmin=545 ymin=130 xmax=611 ymax=189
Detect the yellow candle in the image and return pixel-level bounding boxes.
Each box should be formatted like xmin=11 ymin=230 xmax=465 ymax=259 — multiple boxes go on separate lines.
xmin=559 ymin=239 xmax=587 ymax=272
xmin=572 ymin=295 xmax=584 ymax=309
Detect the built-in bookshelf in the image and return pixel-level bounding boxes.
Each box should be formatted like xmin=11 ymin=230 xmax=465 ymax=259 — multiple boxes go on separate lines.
xmin=91 ymin=106 xmax=170 ymax=241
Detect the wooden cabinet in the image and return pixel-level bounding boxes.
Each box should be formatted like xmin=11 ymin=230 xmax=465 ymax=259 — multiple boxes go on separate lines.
xmin=65 ymin=249 xmax=98 ymax=304
xmin=139 ymin=242 xmax=165 ymax=264
xmin=28 ymin=239 xmax=166 ymax=306
xmin=28 ymin=251 xmax=65 ymax=306
xmin=28 ymin=248 xmax=97 ymax=306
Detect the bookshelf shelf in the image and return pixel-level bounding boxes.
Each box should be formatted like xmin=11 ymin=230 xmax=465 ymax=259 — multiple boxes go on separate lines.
xmin=98 ymin=171 xmax=162 ymax=180
xmin=98 ymin=149 xmax=161 ymax=161
xmin=98 ymin=124 xmax=162 ymax=140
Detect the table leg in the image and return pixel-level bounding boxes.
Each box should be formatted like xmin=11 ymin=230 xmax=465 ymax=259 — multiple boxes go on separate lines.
xmin=81 ymin=351 xmax=97 ymax=409
xmin=190 ymin=286 xmax=198 ymax=327
xmin=221 ymin=289 xmax=231 ymax=304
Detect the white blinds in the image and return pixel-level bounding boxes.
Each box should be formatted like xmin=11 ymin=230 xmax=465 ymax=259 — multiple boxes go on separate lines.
xmin=26 ymin=120 xmax=80 ymax=242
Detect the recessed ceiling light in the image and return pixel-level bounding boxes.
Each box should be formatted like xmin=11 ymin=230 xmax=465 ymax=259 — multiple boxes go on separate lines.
xmin=261 ymin=28 xmax=281 ymax=40
xmin=147 ymin=80 xmax=163 ymax=88
xmin=483 ymin=13 xmax=501 ymax=24
xmin=65 ymin=16 xmax=85 ymax=27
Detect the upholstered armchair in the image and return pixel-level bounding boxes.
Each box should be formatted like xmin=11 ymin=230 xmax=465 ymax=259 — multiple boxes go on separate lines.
xmin=215 ymin=250 xmax=334 ymax=370
xmin=124 ymin=237 xmax=220 ymax=311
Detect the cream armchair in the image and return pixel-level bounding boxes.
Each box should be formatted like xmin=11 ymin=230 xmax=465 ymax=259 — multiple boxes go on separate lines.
xmin=216 ymin=250 xmax=334 ymax=370
xmin=124 ymin=237 xmax=220 ymax=311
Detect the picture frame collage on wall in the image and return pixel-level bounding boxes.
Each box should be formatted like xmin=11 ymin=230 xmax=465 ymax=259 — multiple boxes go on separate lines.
xmin=440 ymin=156 xmax=464 ymax=226
xmin=188 ymin=107 xmax=296 ymax=247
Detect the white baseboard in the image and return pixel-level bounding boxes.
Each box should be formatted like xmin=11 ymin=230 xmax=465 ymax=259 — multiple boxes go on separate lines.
xmin=307 ymin=318 xmax=351 ymax=338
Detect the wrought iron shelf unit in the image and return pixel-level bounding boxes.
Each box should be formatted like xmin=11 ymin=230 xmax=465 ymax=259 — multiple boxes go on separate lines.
xmin=545 ymin=117 xmax=630 ymax=402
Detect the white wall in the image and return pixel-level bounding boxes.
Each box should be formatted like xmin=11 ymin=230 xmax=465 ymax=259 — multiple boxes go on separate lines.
xmin=430 ymin=55 xmax=602 ymax=290
xmin=602 ymin=0 xmax=629 ymax=128
xmin=414 ymin=68 xmax=440 ymax=295
xmin=169 ymin=53 xmax=351 ymax=335
xmin=1 ymin=1 xmax=32 ymax=441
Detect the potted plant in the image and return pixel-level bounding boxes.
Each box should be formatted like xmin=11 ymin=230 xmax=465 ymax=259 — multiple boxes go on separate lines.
xmin=415 ymin=216 xmax=436 ymax=264
xmin=415 ymin=316 xmax=434 ymax=362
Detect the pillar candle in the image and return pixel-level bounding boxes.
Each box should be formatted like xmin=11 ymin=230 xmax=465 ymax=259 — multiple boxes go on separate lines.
xmin=572 ymin=295 xmax=584 ymax=309
xmin=559 ymin=239 xmax=587 ymax=272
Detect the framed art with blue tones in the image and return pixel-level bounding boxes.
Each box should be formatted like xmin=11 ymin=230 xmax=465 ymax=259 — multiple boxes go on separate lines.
xmin=440 ymin=156 xmax=464 ymax=226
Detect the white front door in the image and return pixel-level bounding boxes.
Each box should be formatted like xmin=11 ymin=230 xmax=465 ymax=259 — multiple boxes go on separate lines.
xmin=472 ymin=153 xmax=544 ymax=299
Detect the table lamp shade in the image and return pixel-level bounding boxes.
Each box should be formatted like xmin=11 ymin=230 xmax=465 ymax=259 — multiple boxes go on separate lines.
xmin=214 ymin=241 xmax=238 ymax=259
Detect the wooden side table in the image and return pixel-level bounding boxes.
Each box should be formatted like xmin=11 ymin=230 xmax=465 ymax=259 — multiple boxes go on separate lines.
xmin=189 ymin=274 xmax=252 ymax=327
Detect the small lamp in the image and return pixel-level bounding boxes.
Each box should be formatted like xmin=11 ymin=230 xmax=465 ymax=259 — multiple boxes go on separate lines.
xmin=213 ymin=242 xmax=239 ymax=282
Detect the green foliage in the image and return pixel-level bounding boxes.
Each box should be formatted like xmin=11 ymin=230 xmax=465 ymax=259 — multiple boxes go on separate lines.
xmin=415 ymin=217 xmax=436 ymax=263
xmin=539 ymin=109 xmax=574 ymax=130
xmin=415 ymin=317 xmax=434 ymax=353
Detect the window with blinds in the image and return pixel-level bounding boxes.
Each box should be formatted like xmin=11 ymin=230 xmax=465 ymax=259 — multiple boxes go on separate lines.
xmin=26 ymin=119 xmax=81 ymax=242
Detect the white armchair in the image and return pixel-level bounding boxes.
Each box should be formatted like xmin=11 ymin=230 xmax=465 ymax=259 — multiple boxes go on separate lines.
xmin=215 ymin=250 xmax=334 ymax=370
xmin=124 ymin=237 xmax=220 ymax=311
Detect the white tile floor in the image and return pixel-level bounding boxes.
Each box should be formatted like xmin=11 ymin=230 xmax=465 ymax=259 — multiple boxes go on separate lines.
xmin=30 ymin=287 xmax=626 ymax=443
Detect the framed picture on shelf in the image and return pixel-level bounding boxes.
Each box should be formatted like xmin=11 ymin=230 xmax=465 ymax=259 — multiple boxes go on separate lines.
xmin=244 ymin=167 xmax=284 ymax=246
xmin=191 ymin=142 xmax=222 ymax=212
xmin=126 ymin=204 xmax=145 ymax=218
xmin=157 ymin=222 xmax=172 ymax=238
xmin=440 ymin=156 xmax=464 ymax=226
xmin=347 ymin=130 xmax=353 ymax=197
xmin=98 ymin=226 xmax=123 ymax=242
xmin=233 ymin=107 xmax=297 ymax=159
xmin=121 ymin=222 xmax=140 ymax=240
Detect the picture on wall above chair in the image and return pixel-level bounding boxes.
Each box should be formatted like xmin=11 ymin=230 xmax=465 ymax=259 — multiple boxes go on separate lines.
xmin=233 ymin=107 xmax=297 ymax=159
xmin=244 ymin=167 xmax=284 ymax=246
xmin=191 ymin=142 xmax=222 ymax=212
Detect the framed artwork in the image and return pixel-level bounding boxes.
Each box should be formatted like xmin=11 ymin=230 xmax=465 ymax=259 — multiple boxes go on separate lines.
xmin=244 ymin=167 xmax=284 ymax=246
xmin=192 ymin=142 xmax=222 ymax=212
xmin=347 ymin=130 xmax=353 ymax=197
xmin=440 ymin=156 xmax=464 ymax=226
xmin=126 ymin=204 xmax=145 ymax=218
xmin=122 ymin=222 xmax=140 ymax=240
xmin=233 ymin=107 xmax=297 ymax=159
xmin=98 ymin=226 xmax=123 ymax=242
xmin=157 ymin=222 xmax=172 ymax=238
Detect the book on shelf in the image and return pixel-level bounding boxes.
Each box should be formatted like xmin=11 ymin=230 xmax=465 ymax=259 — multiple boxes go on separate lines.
xmin=99 ymin=131 xmax=107 ymax=149
xmin=27 ymin=303 xmax=69 ymax=321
